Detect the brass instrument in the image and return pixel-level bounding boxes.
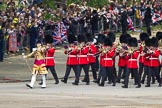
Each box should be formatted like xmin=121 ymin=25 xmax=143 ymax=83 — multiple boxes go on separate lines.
xmin=64 ymin=45 xmax=73 ymax=54
xmin=125 ymin=47 xmax=139 ymax=55
xmin=141 ymin=42 xmax=145 ymax=47
xmin=115 ymin=42 xmax=122 ymax=52
xmin=76 ymin=43 xmax=84 ymax=51
xmin=101 ymin=47 xmax=111 ymax=55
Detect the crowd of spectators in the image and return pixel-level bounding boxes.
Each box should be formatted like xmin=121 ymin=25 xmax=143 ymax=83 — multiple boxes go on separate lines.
xmin=0 ymin=0 xmax=161 ymax=57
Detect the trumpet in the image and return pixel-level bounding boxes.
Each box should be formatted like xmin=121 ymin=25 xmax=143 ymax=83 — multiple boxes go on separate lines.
xmin=127 ymin=47 xmax=139 ymax=54
xmin=115 ymin=42 xmax=122 ymax=52
xmin=76 ymin=43 xmax=83 ymax=51
xmin=64 ymin=45 xmax=73 ymax=54
xmin=100 ymin=47 xmax=111 ymax=55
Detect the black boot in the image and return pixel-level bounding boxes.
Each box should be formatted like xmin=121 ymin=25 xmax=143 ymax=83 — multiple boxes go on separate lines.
xmin=141 ymin=80 xmax=144 ymax=84
xmin=72 ymin=82 xmax=78 ymax=85
xmin=122 ymin=85 xmax=128 ymax=88
xmin=145 ymin=84 xmax=150 ymax=87
xmin=112 ymin=83 xmax=116 ymax=86
xmin=136 ymin=84 xmax=141 ymax=88
xmin=99 ymin=83 xmax=104 ymax=87
xmin=61 ymin=79 xmax=67 ymax=84
xmin=55 ymin=80 xmax=59 ymax=84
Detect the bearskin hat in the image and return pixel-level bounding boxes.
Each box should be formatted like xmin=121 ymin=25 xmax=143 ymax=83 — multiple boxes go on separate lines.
xmin=104 ymin=37 xmax=112 ymax=46
xmin=156 ymin=31 xmax=162 ymax=41
xmin=68 ymin=34 xmax=76 ymax=44
xmin=97 ymin=34 xmax=106 ymax=44
xmin=36 ymin=40 xmax=42 ymax=44
xmin=150 ymin=37 xmax=158 ymax=47
xmin=140 ymin=32 xmax=149 ymax=41
xmin=78 ymin=35 xmax=86 ymax=43
xmin=45 ymin=35 xmax=53 ymax=44
xmin=107 ymin=32 xmax=116 ymax=43
xmin=145 ymin=38 xmax=151 ymax=47
xmin=119 ymin=34 xmax=131 ymax=44
xmin=86 ymin=33 xmax=93 ymax=42
xmin=128 ymin=37 xmax=138 ymax=47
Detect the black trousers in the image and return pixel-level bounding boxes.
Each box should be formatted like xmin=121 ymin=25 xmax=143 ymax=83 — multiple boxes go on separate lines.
xmin=46 ymin=66 xmax=59 ymax=82
xmin=95 ymin=56 xmax=99 ymax=71
xmin=139 ymin=62 xmax=144 ymax=80
xmin=146 ymin=67 xmax=161 ymax=85
xmin=141 ymin=66 xmax=149 ymax=82
xmin=88 ymin=63 xmax=97 ymax=80
xmin=124 ymin=68 xmax=141 ymax=86
xmin=146 ymin=22 xmax=151 ymax=36
xmin=101 ymin=67 xmax=115 ymax=85
xmin=117 ymin=66 xmax=126 ymax=81
xmin=63 ymin=65 xmax=77 ymax=81
xmin=75 ymin=64 xmax=89 ymax=83
xmin=121 ymin=25 xmax=127 ymax=35
xmin=159 ymin=65 xmax=162 ymax=77
xmin=0 ymin=39 xmax=4 ymax=61
xmin=97 ymin=65 xmax=103 ymax=83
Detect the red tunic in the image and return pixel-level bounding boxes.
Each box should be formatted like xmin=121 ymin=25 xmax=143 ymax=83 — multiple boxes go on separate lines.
xmin=118 ymin=54 xmax=127 ymax=67
xmin=139 ymin=45 xmax=145 ymax=63
xmin=88 ymin=44 xmax=97 ymax=63
xmin=149 ymin=49 xmax=160 ymax=67
xmin=77 ymin=46 xmax=89 ymax=64
xmin=64 ymin=46 xmax=78 ymax=65
xmin=126 ymin=50 xmax=139 ymax=69
xmin=102 ymin=49 xmax=115 ymax=67
xmin=143 ymin=54 xmax=150 ymax=66
xmin=45 ymin=47 xmax=55 ymax=66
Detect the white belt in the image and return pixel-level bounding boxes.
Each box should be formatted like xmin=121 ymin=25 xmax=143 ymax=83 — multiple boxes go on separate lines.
xmin=45 ymin=57 xmax=54 ymax=59
xmin=68 ymin=55 xmax=77 ymax=57
xmin=149 ymin=58 xmax=158 ymax=60
xmin=87 ymin=54 xmax=94 ymax=56
xmin=77 ymin=55 xmax=87 ymax=57
xmin=128 ymin=59 xmax=137 ymax=61
xmin=104 ymin=58 xmax=112 ymax=60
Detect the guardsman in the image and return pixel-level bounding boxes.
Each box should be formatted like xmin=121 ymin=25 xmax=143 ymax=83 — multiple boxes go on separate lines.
xmin=99 ymin=38 xmax=116 ymax=87
xmin=122 ymin=37 xmax=141 ymax=88
xmin=138 ymin=32 xmax=149 ymax=80
xmin=156 ymin=32 xmax=162 ymax=77
xmin=25 ymin=41 xmax=48 ymax=88
xmin=145 ymin=37 xmax=162 ymax=87
xmin=61 ymin=35 xmax=78 ymax=83
xmin=86 ymin=33 xmax=97 ymax=83
xmin=116 ymin=34 xmax=129 ymax=83
xmin=141 ymin=38 xmax=151 ymax=84
xmin=72 ymin=35 xmax=89 ymax=85
xmin=44 ymin=35 xmax=59 ymax=84
xmin=107 ymin=32 xmax=117 ymax=83
xmin=96 ymin=34 xmax=106 ymax=84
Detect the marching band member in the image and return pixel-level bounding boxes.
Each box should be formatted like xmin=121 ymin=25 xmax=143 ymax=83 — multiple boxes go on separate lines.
xmin=122 ymin=37 xmax=141 ymax=88
xmin=44 ymin=35 xmax=59 ymax=84
xmin=145 ymin=37 xmax=162 ymax=87
xmin=86 ymin=33 xmax=97 ymax=83
xmin=61 ymin=35 xmax=78 ymax=84
xmin=72 ymin=35 xmax=89 ymax=85
xmin=107 ymin=32 xmax=117 ymax=83
xmin=96 ymin=34 xmax=106 ymax=84
xmin=156 ymin=32 xmax=162 ymax=77
xmin=116 ymin=34 xmax=129 ymax=83
xmin=138 ymin=32 xmax=149 ymax=80
xmin=99 ymin=38 xmax=116 ymax=87
xmin=141 ymin=38 xmax=151 ymax=84
xmin=25 ymin=41 xmax=48 ymax=88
